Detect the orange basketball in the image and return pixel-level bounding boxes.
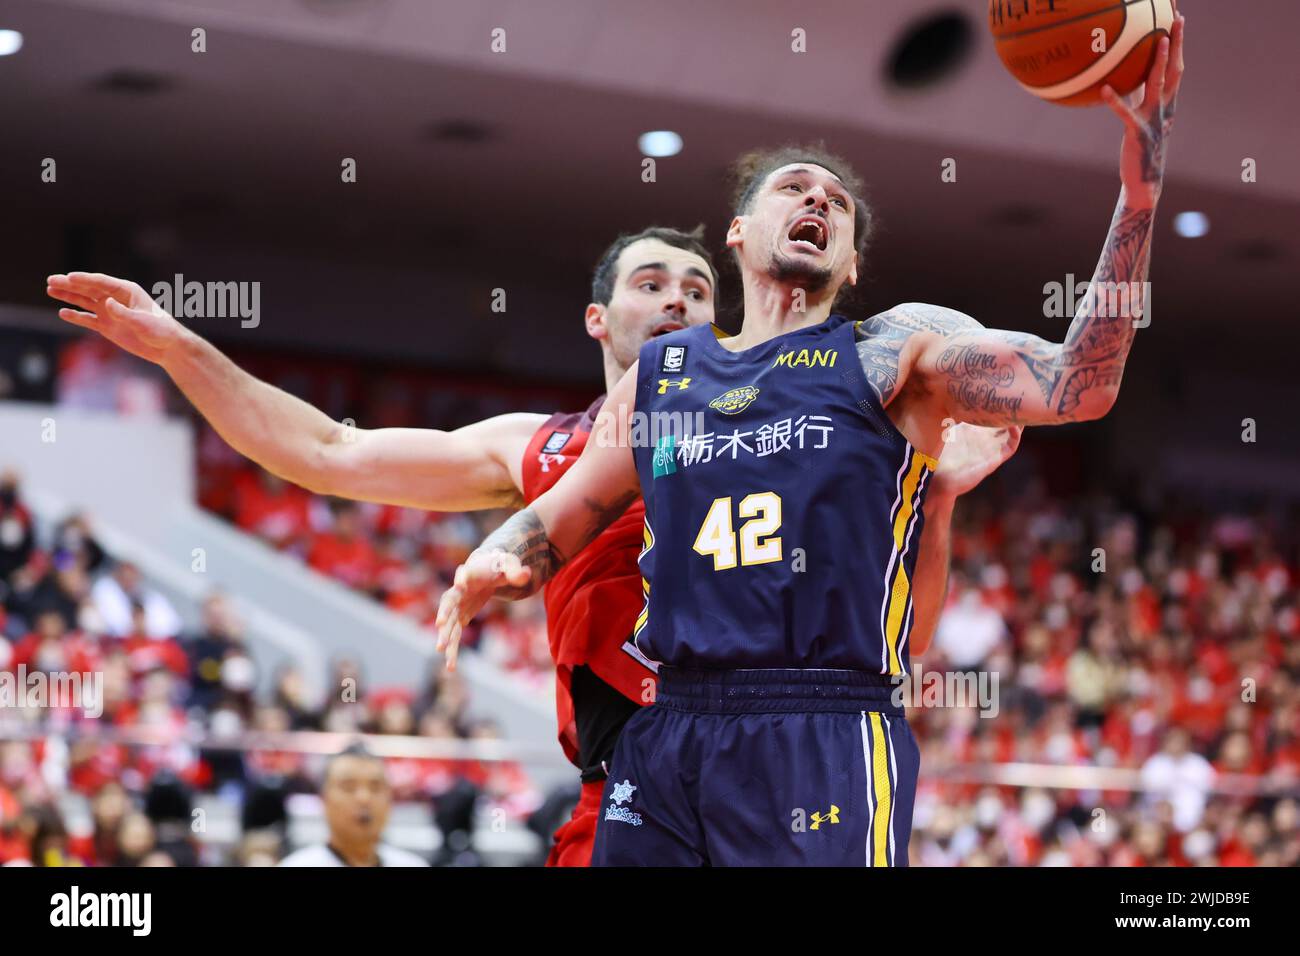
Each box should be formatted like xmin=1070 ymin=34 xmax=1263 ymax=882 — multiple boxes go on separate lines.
xmin=990 ymin=0 xmax=1175 ymax=107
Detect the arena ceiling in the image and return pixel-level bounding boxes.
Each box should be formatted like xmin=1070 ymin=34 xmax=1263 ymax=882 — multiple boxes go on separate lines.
xmin=1 ymin=0 xmax=1295 ymax=385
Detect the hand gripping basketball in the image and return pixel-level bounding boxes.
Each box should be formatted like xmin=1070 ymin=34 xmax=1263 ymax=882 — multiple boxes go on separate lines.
xmin=1101 ymin=10 xmax=1185 ymax=208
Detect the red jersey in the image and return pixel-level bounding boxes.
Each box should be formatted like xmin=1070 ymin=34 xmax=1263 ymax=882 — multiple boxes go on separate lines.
xmin=521 ymin=396 xmax=657 ymax=766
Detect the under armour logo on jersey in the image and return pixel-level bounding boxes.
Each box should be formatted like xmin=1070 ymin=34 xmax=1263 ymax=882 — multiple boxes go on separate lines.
xmin=661 ymin=345 xmax=687 ymax=373
xmin=537 ymin=453 xmax=566 ymax=473
xmin=809 ymin=805 xmax=840 ymax=829
xmin=658 ymin=377 xmax=691 ymax=393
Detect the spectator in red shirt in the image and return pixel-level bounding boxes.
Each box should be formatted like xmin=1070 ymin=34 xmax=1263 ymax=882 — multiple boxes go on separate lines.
xmin=308 ymin=503 xmax=379 ymax=591
xmin=120 ymin=602 xmax=190 ymax=681
xmin=233 ymin=468 xmax=313 ymax=551
xmin=10 ymin=609 xmax=101 ymax=677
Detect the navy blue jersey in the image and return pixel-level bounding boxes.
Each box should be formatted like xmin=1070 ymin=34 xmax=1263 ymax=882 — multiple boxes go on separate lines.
xmin=631 ymin=315 xmax=936 ymax=676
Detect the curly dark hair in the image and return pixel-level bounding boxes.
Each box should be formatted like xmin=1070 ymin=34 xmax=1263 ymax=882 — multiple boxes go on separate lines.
xmin=727 ymin=143 xmax=875 ymax=313
xmin=730 ymin=142 xmax=874 ymax=256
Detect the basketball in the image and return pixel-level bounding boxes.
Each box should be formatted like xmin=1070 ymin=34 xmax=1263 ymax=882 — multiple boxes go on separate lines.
xmin=990 ymin=0 xmax=1176 ymax=106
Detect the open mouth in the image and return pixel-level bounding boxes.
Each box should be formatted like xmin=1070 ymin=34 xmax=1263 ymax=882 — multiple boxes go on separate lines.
xmin=787 ymin=215 xmax=828 ymax=252
xmin=650 ymin=320 xmax=685 ymax=337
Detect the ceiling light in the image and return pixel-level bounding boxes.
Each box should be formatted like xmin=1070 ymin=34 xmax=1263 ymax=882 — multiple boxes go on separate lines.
xmin=638 ymin=131 xmax=682 ymax=158
xmin=1173 ymin=211 xmax=1210 ymax=239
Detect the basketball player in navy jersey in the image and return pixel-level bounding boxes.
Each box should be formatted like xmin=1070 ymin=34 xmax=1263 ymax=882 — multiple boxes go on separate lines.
xmin=437 ymin=15 xmax=1182 ymax=866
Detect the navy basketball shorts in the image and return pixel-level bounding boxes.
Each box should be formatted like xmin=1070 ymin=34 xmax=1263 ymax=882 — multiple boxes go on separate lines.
xmin=591 ymin=667 xmax=919 ymax=867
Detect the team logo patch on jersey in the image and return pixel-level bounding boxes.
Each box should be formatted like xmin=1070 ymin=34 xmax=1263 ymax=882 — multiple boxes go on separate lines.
xmin=660 ymin=345 xmax=687 ymax=373
xmin=541 ymin=430 xmax=572 ymax=454
xmin=657 ymin=377 xmax=691 ymax=394
xmin=709 ymin=386 xmax=760 ymax=415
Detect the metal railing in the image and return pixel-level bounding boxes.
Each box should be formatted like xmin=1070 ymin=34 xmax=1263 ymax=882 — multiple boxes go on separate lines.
xmin=0 ymin=721 xmax=569 ymax=767
xmin=4 ymin=721 xmax=1294 ymax=797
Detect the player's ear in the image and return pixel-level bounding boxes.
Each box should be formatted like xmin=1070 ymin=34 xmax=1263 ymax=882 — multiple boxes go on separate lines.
xmin=724 ymin=216 xmax=745 ymax=249
xmin=846 ymin=252 xmax=859 ymax=288
xmin=585 ymin=302 xmax=608 ymax=341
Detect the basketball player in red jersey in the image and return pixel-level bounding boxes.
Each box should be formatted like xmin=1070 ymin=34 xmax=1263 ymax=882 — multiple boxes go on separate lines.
xmin=46 ymin=228 xmax=1018 ymax=865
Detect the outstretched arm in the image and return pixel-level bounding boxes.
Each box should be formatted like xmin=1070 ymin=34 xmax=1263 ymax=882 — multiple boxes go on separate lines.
xmin=434 ymin=363 xmax=642 ymax=669
xmin=47 ymin=272 xmax=538 ymax=511
xmin=909 ymin=424 xmax=1021 ymax=657
xmin=889 ymin=14 xmax=1185 ymax=427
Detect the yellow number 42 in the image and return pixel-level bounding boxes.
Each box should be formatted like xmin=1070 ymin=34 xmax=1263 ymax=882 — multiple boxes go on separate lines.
xmin=692 ymin=492 xmax=783 ymax=570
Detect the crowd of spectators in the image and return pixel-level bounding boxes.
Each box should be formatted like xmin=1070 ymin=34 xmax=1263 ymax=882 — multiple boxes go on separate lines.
xmin=188 ymin=436 xmax=1300 ymax=867
xmin=5 ymin=432 xmax=1300 ymax=865
xmin=198 ymin=459 xmax=554 ymax=685
xmin=910 ymin=478 xmax=1300 ymax=866
xmin=0 ymin=470 xmax=539 ymax=866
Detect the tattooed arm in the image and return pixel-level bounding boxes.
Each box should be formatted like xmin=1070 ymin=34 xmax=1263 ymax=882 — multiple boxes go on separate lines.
xmin=899 ymin=196 xmax=1155 ymax=426
xmin=861 ymin=15 xmax=1185 ymax=429
xmin=434 ymin=363 xmax=642 ymax=668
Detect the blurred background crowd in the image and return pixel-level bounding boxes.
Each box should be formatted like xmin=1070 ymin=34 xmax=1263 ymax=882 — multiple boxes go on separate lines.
xmin=2 ymin=337 xmax=1298 ymax=866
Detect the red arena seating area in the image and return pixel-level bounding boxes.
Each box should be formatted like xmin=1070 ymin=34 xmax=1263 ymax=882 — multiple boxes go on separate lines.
xmin=2 ymin=330 xmax=1298 ymax=866
xmin=1 ymin=472 xmax=540 ymax=867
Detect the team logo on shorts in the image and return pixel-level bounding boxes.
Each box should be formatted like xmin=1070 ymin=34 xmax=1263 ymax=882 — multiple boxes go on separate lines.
xmin=605 ymin=779 xmax=643 ymax=825
xmin=611 ymin=779 xmax=637 ymax=805
xmin=541 ymin=430 xmax=571 ymax=454
xmin=604 ymin=806 xmax=643 ymax=826
xmin=660 ymin=345 xmax=686 ymax=373
xmin=709 ymin=385 xmax=760 ymax=415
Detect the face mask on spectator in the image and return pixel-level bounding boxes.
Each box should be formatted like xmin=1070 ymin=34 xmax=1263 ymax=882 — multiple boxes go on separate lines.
xmin=78 ymin=604 xmax=105 ymax=635
xmin=210 ymin=709 xmax=244 ymax=737
xmin=35 ymin=641 xmax=68 ymax=672
xmin=222 ymin=655 xmax=256 ymax=693
xmin=0 ymin=518 xmax=22 ymax=548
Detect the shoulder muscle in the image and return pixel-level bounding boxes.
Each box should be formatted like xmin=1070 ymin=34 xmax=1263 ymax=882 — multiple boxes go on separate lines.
xmin=854 ymin=303 xmax=982 ymax=407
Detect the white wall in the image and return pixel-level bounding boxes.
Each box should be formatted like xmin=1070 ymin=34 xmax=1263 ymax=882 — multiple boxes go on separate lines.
xmin=0 ymin=401 xmax=194 ymax=539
